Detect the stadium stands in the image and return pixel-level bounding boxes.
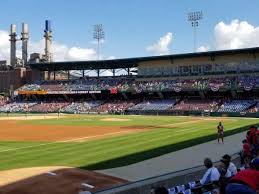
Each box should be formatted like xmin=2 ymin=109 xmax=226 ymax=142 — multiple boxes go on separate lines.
xmin=16 ymin=76 xmax=248 ymax=93
xmin=29 ymin=102 xmax=70 ymax=113
xmin=217 ymin=100 xmax=256 ymax=113
xmin=0 ymin=96 xmax=8 ymax=107
xmin=9 ymin=75 xmax=259 ymax=115
xmin=129 ymin=99 xmax=175 ymax=111
xmin=0 ymin=102 xmax=37 ymax=112
xmin=91 ymin=100 xmax=136 ymax=113
xmin=60 ymin=101 xmax=103 ymax=113
xmin=172 ymin=100 xmax=219 ymax=112
xmin=1 ymin=98 xmax=259 ymax=114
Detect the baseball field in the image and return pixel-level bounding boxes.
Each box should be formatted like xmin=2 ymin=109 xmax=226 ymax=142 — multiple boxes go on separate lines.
xmin=0 ymin=114 xmax=258 ymax=193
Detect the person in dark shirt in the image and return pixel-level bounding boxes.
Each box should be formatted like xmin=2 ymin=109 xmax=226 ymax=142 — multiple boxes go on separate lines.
xmin=151 ymin=187 xmax=169 ymax=194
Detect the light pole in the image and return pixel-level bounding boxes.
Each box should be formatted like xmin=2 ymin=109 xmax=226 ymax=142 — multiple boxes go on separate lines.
xmin=93 ymin=24 xmax=105 ymax=60
xmin=188 ymin=11 xmax=203 ymax=52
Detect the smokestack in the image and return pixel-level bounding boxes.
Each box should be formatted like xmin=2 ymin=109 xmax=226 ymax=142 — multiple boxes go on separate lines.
xmin=44 ymin=20 xmax=52 ymax=62
xmin=9 ymin=24 xmax=17 ymax=67
xmin=21 ymin=23 xmax=29 ymax=65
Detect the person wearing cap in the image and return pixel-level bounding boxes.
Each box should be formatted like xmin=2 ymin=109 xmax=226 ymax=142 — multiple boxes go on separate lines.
xmin=222 ymin=154 xmax=237 ymax=176
xmin=226 ymin=158 xmax=259 ymax=194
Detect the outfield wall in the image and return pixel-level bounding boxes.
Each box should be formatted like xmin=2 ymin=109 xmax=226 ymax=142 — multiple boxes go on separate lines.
xmin=94 ymin=153 xmax=241 ymax=194
xmin=125 ymin=110 xmax=259 ymax=118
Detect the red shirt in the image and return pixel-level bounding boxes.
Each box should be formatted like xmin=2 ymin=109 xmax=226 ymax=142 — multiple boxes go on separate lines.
xmin=243 ymin=143 xmax=251 ymax=156
xmin=231 ymin=169 xmax=259 ymax=190
xmin=248 ymin=128 xmax=257 ymax=145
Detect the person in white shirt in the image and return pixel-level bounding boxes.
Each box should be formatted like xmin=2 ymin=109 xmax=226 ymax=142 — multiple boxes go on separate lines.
xmin=222 ymin=154 xmax=237 ymax=176
xmin=218 ymin=160 xmax=232 ymax=178
xmin=200 ymin=158 xmax=220 ymax=185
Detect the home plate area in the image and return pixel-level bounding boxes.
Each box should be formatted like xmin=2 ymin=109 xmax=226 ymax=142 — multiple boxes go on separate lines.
xmin=0 ymin=166 xmax=128 ymax=194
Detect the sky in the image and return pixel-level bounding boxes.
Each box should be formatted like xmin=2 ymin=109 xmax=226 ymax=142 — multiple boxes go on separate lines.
xmin=1 ymin=0 xmax=259 ymax=62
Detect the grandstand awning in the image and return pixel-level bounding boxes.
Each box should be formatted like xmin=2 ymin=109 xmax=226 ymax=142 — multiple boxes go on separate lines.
xmin=29 ymin=47 xmax=259 ymax=71
xmin=29 ymin=58 xmax=139 ymax=71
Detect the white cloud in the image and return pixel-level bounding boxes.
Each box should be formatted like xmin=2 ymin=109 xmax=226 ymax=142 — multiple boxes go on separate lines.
xmin=66 ymin=47 xmax=96 ymax=61
xmin=197 ymin=46 xmax=210 ymax=52
xmin=106 ymin=56 xmax=116 ymax=60
xmin=146 ymin=32 xmax=173 ymax=55
xmin=214 ymin=19 xmax=259 ymax=50
xmin=0 ymin=30 xmax=10 ymax=60
xmin=199 ymin=19 xmax=259 ymax=51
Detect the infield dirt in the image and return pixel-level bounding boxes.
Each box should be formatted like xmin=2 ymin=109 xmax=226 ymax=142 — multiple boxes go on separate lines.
xmin=0 ymin=119 xmax=149 ymax=142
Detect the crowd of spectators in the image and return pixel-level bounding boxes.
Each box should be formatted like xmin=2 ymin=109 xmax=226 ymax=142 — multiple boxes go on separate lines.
xmin=17 ymin=76 xmax=259 ymax=94
xmin=28 ymin=102 xmax=70 ymax=113
xmin=1 ymin=99 xmax=259 ymax=114
xmin=152 ymin=126 xmax=259 ymax=194
xmin=0 ymin=102 xmax=37 ymax=112
xmin=0 ymin=96 xmax=8 ymax=107
xmin=129 ymin=100 xmax=176 ymax=111
xmin=60 ymin=101 xmax=103 ymax=113
xmin=91 ymin=100 xmax=136 ymax=114
xmin=18 ymin=78 xmax=130 ymax=92
xmin=171 ymin=100 xmax=219 ymax=112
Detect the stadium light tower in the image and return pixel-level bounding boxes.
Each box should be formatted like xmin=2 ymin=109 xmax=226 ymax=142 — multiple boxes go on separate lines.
xmin=188 ymin=11 xmax=203 ymax=52
xmin=93 ymin=24 xmax=105 ymax=60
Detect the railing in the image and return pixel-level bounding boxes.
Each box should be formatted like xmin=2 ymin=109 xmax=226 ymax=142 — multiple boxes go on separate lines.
xmin=93 ymin=153 xmax=241 ymax=194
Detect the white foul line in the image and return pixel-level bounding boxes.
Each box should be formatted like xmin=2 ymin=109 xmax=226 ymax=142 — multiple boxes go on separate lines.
xmin=0 ymin=129 xmax=142 ymax=153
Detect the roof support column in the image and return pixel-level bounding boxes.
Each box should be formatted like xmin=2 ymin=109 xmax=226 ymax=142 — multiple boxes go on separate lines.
xmin=54 ymin=70 xmax=56 ymax=80
xmin=112 ymin=69 xmax=115 ymax=76
xmin=68 ymin=70 xmax=70 ymax=80
xmin=48 ymin=70 xmax=50 ymax=80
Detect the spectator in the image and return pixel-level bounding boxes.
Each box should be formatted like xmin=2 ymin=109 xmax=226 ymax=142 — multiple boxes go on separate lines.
xmin=255 ymin=131 xmax=259 ymax=151
xmin=242 ymin=139 xmax=251 ymax=159
xmin=218 ymin=160 xmax=232 ymax=194
xmin=247 ymin=126 xmax=257 ymax=146
xmin=151 ymin=187 xmax=169 ymax=194
xmin=200 ymin=158 xmax=220 ymax=185
xmin=218 ymin=159 xmax=232 ymax=178
xmin=226 ymin=158 xmax=259 ymax=194
xmin=222 ymin=154 xmax=237 ymax=176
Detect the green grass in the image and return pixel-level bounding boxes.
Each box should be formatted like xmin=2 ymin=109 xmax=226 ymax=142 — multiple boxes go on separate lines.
xmin=0 ymin=115 xmax=258 ymax=171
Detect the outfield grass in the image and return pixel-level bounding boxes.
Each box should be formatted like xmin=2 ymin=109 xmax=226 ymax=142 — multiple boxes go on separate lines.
xmin=0 ymin=115 xmax=258 ymax=171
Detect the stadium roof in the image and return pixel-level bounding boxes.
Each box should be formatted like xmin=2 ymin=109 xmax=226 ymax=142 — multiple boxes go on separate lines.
xmin=29 ymin=47 xmax=259 ymax=71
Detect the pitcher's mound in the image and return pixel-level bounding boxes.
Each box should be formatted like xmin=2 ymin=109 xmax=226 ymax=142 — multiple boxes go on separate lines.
xmin=0 ymin=166 xmax=128 ymax=194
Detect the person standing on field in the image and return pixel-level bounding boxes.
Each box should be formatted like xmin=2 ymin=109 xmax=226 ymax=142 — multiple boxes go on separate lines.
xmin=217 ymin=122 xmax=224 ymax=144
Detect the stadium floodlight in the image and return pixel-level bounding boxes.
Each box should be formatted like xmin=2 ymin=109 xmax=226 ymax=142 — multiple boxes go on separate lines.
xmin=93 ymin=24 xmax=105 ymax=60
xmin=187 ymin=11 xmax=203 ymax=52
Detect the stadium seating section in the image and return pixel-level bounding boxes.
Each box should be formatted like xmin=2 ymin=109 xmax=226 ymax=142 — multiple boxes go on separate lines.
xmin=171 ymin=100 xmax=218 ymax=112
xmin=217 ymin=100 xmax=256 ymax=112
xmin=3 ymin=76 xmax=259 ymax=113
xmin=129 ymin=100 xmax=175 ymax=111
xmin=17 ymin=76 xmax=259 ymax=93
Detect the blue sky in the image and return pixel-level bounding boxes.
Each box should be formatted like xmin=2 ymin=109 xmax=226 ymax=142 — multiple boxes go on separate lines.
xmin=1 ymin=0 xmax=259 ymax=61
